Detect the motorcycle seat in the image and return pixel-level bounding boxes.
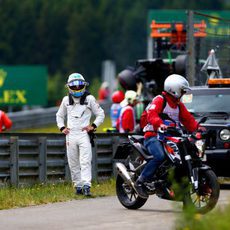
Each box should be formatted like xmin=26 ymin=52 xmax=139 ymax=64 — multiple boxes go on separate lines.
xmin=129 ymin=135 xmax=153 ymax=159
xmin=131 ymin=135 xmax=145 ymax=144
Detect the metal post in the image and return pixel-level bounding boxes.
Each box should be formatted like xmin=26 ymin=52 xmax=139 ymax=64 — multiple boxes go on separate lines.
xmin=187 ymin=10 xmax=195 ymax=86
xmin=147 ymin=36 xmax=153 ymax=59
xmin=10 ymin=136 xmax=19 ymax=187
xmin=38 ymin=137 xmax=47 ymax=183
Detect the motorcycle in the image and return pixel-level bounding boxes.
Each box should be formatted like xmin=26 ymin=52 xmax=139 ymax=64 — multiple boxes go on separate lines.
xmin=114 ymin=116 xmax=220 ymax=214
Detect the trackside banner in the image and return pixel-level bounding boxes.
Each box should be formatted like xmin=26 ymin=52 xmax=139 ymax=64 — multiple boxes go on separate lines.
xmin=0 ymin=65 xmax=47 ymax=106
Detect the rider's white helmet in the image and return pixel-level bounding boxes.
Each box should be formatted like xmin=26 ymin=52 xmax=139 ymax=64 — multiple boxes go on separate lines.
xmin=120 ymin=90 xmax=138 ymax=107
xmin=164 ymin=74 xmax=191 ymax=98
xmin=66 ymin=73 xmax=89 ymax=97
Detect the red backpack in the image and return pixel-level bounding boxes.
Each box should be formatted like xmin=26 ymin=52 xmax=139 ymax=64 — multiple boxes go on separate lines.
xmin=139 ymin=95 xmax=166 ymax=130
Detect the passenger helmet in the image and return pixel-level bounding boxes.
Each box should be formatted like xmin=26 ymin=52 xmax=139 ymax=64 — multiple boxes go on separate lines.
xmin=111 ymin=90 xmax=125 ymax=103
xmin=66 ymin=73 xmax=89 ymax=97
xmin=164 ymin=74 xmax=191 ymax=98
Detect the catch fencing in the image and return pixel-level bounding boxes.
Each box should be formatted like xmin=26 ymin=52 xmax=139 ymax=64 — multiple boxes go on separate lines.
xmin=0 ymin=132 xmax=128 ymax=187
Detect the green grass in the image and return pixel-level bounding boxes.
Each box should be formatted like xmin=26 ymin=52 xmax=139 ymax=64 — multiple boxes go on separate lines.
xmin=176 ymin=204 xmax=230 ymax=230
xmin=0 ymin=117 xmax=115 ymax=210
xmin=0 ymin=179 xmax=116 ymax=210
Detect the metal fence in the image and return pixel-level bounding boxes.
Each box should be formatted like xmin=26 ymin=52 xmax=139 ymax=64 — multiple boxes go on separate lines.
xmin=0 ymin=132 xmax=128 ymax=187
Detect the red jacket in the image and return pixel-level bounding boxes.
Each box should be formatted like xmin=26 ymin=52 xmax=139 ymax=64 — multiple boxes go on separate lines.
xmin=0 ymin=111 xmax=12 ymax=132
xmin=117 ymin=105 xmax=135 ymax=133
xmin=145 ymin=92 xmax=199 ymax=138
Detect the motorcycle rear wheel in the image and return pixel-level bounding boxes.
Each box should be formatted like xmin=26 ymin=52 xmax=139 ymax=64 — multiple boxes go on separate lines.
xmin=116 ymin=175 xmax=148 ymax=209
xmin=183 ymin=169 xmax=220 ymax=214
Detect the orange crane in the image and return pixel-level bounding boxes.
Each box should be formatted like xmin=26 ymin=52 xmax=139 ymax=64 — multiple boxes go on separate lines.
xmin=150 ymin=20 xmax=207 ymax=52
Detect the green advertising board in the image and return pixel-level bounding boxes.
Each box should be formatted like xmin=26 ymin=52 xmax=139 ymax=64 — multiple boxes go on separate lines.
xmin=148 ymin=10 xmax=230 ymax=36
xmin=0 ymin=65 xmax=47 ymax=106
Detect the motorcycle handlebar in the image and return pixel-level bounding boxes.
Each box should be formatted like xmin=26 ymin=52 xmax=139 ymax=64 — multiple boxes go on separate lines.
xmin=158 ymin=127 xmax=207 ymax=140
xmin=191 ymin=131 xmax=207 ymax=140
xmin=157 ymin=126 xmax=183 ymax=139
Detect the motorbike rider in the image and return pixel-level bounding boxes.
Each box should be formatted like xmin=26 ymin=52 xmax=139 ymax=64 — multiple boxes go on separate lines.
xmin=110 ymin=90 xmax=125 ymax=130
xmin=117 ymin=90 xmax=138 ymax=133
xmin=56 ymin=73 xmax=105 ymax=196
xmin=135 ymin=74 xmax=206 ymax=198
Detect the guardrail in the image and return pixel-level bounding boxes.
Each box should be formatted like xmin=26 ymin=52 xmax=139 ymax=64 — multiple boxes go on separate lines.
xmin=8 ymin=101 xmax=111 ymax=130
xmin=8 ymin=107 xmax=58 ymax=130
xmin=0 ymin=133 xmax=128 ymax=187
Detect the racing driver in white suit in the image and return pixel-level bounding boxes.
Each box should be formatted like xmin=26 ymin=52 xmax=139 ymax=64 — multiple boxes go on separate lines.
xmin=56 ymin=73 xmax=105 ymax=196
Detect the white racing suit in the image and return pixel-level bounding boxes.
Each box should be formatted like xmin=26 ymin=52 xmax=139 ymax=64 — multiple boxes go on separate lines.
xmin=56 ymin=95 xmax=105 ymax=188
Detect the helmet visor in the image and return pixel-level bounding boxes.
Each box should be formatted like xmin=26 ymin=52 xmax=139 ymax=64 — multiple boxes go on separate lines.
xmin=68 ymin=80 xmax=86 ymax=91
xmin=181 ymin=86 xmax=191 ymax=95
xmin=181 ymin=89 xmax=187 ymax=95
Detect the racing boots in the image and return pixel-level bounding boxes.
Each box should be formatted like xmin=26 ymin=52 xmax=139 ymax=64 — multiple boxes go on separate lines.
xmin=75 ymin=186 xmax=83 ymax=195
xmin=83 ymin=185 xmax=92 ymax=196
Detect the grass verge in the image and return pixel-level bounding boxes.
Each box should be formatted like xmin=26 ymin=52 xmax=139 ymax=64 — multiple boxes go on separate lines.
xmin=0 ymin=179 xmax=116 ymax=210
xmin=176 ymin=203 xmax=230 ymax=230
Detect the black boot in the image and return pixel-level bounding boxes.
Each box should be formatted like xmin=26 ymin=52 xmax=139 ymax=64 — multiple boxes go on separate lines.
xmin=134 ymin=179 xmax=149 ymax=199
xmin=75 ymin=186 xmax=83 ymax=195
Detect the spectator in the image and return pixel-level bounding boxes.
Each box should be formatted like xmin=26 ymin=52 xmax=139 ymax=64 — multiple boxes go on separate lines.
xmin=117 ymin=90 xmax=138 ymax=133
xmin=0 ymin=110 xmax=12 ymax=132
xmin=98 ymin=81 xmax=110 ymax=101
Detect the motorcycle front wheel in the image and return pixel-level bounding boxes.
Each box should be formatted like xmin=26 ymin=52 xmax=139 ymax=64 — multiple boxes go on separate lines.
xmin=116 ymin=174 xmax=148 ymax=209
xmin=183 ymin=169 xmax=220 ymax=214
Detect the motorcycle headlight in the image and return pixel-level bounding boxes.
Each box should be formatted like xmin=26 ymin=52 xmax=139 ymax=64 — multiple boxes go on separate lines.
xmin=219 ymin=129 xmax=230 ymax=141
xmin=195 ymin=140 xmax=205 ymax=158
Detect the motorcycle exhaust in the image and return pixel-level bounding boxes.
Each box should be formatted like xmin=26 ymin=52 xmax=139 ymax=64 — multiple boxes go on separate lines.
xmin=115 ymin=162 xmax=134 ymax=187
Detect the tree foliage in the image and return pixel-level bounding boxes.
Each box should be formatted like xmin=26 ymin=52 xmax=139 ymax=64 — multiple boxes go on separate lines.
xmin=0 ymin=0 xmax=227 ymax=105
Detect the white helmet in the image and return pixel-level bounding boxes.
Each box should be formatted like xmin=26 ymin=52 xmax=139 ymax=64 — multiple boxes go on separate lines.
xmin=101 ymin=81 xmax=109 ymax=89
xmin=66 ymin=73 xmax=89 ymax=97
xmin=164 ymin=74 xmax=191 ymax=98
xmin=120 ymin=90 xmax=138 ymax=107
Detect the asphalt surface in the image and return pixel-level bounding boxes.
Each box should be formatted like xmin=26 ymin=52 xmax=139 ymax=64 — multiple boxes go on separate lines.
xmin=0 ymin=190 xmax=229 ymax=230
